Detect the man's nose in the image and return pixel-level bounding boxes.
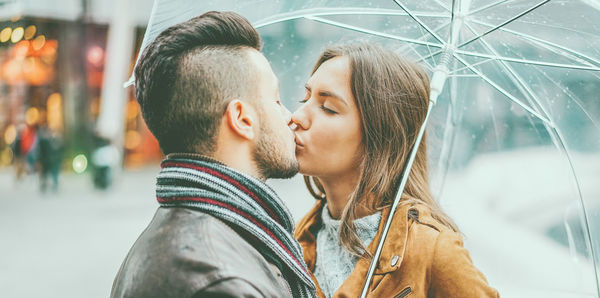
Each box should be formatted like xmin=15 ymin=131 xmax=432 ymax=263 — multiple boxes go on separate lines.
xmin=281 ymin=104 xmax=292 ymax=124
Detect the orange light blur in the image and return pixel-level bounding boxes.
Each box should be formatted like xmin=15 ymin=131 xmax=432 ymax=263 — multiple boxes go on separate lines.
xmin=25 ymin=107 xmax=40 ymax=125
xmin=47 ymin=93 xmax=63 ymax=131
xmin=1 ymin=38 xmax=57 ymax=86
xmin=24 ymin=25 xmax=36 ymax=40
xmin=32 ymin=35 xmax=45 ymax=50
xmin=87 ymin=45 xmax=104 ymax=67
xmin=125 ymin=130 xmax=142 ymax=150
xmin=4 ymin=125 xmax=17 ymax=144
xmin=126 ymin=100 xmax=140 ymax=121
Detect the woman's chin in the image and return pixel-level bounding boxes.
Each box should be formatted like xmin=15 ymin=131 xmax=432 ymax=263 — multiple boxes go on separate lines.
xmin=297 ymin=163 xmax=315 ymax=176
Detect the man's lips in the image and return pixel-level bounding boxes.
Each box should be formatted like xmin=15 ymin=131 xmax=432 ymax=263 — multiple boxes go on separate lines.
xmin=294 ymin=135 xmax=304 ymax=148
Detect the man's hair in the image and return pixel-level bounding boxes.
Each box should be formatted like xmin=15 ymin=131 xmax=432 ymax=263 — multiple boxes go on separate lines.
xmin=134 ymin=11 xmax=262 ymax=154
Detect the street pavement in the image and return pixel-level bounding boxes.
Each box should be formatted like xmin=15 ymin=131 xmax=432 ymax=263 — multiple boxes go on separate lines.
xmin=2 ymin=149 xmax=598 ymax=297
xmin=0 ymin=167 xmax=314 ymax=298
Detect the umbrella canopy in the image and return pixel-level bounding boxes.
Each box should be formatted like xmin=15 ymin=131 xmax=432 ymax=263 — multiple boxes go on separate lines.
xmin=132 ymin=0 xmax=600 ymax=296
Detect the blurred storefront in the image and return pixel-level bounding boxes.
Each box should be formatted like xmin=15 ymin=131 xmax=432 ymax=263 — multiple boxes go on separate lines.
xmin=0 ymin=0 xmax=160 ymax=173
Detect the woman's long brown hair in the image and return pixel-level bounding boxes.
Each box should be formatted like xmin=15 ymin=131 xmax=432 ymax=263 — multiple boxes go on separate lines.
xmin=304 ymin=43 xmax=459 ymax=257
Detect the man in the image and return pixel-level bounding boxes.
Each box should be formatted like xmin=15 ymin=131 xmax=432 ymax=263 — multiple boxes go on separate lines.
xmin=111 ymin=11 xmax=315 ymax=298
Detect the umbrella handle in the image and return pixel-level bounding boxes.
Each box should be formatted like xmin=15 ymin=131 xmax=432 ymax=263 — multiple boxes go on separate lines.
xmin=359 ymin=101 xmax=436 ymax=298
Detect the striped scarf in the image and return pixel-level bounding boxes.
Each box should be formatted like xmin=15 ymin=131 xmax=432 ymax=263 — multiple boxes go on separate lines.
xmin=156 ymin=154 xmax=316 ymax=298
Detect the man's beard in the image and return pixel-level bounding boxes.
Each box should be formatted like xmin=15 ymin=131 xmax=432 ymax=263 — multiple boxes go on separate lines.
xmin=253 ymin=123 xmax=299 ymax=180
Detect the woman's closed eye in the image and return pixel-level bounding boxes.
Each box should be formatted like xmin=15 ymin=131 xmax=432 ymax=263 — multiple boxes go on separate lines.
xmin=299 ymin=98 xmax=337 ymax=114
xmin=320 ymin=105 xmax=337 ymax=114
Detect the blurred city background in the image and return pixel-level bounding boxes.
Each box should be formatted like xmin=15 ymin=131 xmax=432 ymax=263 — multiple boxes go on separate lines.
xmin=1 ymin=0 xmax=599 ymax=297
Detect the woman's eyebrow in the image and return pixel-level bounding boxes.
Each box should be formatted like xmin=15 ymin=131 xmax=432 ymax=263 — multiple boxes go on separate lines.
xmin=320 ymin=90 xmax=348 ymax=106
xmin=305 ymin=84 xmax=348 ymax=106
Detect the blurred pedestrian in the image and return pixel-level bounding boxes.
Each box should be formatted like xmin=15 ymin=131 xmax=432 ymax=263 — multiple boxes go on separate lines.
xmin=12 ymin=124 xmax=38 ymax=181
xmin=38 ymin=125 xmax=64 ymax=193
xmin=91 ymin=135 xmax=119 ymax=190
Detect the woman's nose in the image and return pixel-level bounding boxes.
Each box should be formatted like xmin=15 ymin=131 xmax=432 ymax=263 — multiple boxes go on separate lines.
xmin=290 ymin=106 xmax=309 ymax=130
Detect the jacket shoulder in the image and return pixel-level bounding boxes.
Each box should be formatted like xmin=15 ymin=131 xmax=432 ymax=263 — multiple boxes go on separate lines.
xmin=428 ymin=230 xmax=499 ymax=297
xmin=112 ymin=207 xmax=290 ymax=298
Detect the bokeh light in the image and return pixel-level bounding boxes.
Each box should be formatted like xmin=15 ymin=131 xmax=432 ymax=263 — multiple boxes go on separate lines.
xmin=72 ymin=154 xmax=88 ymax=174
xmin=11 ymin=27 xmax=24 ymax=43
xmin=4 ymin=124 xmax=17 ymax=145
xmin=125 ymin=130 xmax=142 ymax=150
xmin=32 ymin=35 xmax=45 ymax=50
xmin=47 ymin=93 xmax=63 ymax=131
xmin=14 ymin=40 xmax=29 ymax=57
xmin=25 ymin=107 xmax=40 ymax=125
xmin=0 ymin=27 xmax=12 ymax=42
xmin=87 ymin=45 xmax=104 ymax=67
xmin=126 ymin=100 xmax=140 ymax=121
xmin=0 ymin=148 xmax=14 ymax=166
xmin=24 ymin=25 xmax=36 ymax=40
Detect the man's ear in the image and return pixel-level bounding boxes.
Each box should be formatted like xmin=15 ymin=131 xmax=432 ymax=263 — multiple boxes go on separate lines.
xmin=224 ymin=99 xmax=256 ymax=140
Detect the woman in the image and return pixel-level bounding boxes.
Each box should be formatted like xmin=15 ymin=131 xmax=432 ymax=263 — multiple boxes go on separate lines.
xmin=291 ymin=43 xmax=499 ymax=298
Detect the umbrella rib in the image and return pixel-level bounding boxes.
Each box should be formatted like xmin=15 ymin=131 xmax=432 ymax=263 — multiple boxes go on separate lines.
xmin=453 ymin=54 xmax=553 ymax=125
xmin=304 ymin=16 xmax=444 ymax=48
xmin=463 ymin=22 xmax=552 ymax=130
xmin=433 ymin=0 xmax=451 ymax=12
xmin=454 ymin=50 xmax=600 ymax=71
xmin=448 ymin=74 xmax=481 ymax=77
xmin=450 ymin=58 xmax=495 ymax=74
xmin=254 ymin=7 xmax=448 ymax=28
xmin=552 ymin=133 xmax=600 ymax=297
xmin=534 ymin=67 xmax=600 ymax=131
xmin=470 ymin=19 xmax=600 ymax=68
xmin=394 ymin=14 xmax=454 ymax=70
xmin=392 ymin=0 xmax=446 ymax=44
xmin=398 ymin=20 xmax=452 ymax=53
xmin=417 ymin=49 xmax=443 ymax=64
xmin=459 ymin=0 xmax=551 ymax=49
xmin=421 ymin=26 xmax=439 ymax=66
xmin=467 ymin=0 xmax=512 ymax=16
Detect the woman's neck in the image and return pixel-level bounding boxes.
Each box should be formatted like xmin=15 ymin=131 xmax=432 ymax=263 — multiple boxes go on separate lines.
xmin=319 ymin=170 xmax=371 ymax=220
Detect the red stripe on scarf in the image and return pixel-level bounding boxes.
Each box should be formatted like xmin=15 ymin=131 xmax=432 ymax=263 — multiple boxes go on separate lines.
xmin=158 ymin=196 xmax=308 ymax=275
xmin=161 ymin=161 xmax=282 ymax=225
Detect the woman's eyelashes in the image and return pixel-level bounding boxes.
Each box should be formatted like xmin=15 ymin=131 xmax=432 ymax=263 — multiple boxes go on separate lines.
xmin=320 ymin=105 xmax=337 ymax=114
xmin=299 ymin=98 xmax=338 ymax=114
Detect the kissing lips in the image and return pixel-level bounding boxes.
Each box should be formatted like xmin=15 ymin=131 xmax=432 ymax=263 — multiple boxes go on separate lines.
xmin=294 ymin=135 xmax=305 ymax=150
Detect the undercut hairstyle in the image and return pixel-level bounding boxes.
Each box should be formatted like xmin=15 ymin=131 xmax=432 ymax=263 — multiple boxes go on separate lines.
xmin=134 ymin=11 xmax=262 ymax=154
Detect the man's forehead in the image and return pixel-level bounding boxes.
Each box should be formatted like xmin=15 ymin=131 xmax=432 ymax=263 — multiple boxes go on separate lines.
xmin=247 ymin=50 xmax=278 ymax=83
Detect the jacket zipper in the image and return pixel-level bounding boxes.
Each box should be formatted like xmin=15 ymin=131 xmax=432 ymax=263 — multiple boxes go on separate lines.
xmin=395 ymin=286 xmax=412 ymax=298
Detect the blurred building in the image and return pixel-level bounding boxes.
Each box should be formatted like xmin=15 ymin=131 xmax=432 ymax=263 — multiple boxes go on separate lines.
xmin=0 ymin=0 xmax=161 ymax=172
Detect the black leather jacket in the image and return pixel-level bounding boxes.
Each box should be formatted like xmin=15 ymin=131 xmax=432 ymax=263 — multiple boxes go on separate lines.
xmin=111 ymin=207 xmax=293 ymax=298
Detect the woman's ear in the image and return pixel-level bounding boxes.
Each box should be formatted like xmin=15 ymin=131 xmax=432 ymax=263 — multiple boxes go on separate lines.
xmin=224 ymin=99 xmax=255 ymax=140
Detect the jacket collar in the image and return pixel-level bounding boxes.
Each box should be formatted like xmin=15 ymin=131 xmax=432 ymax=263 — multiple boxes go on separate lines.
xmin=295 ymin=200 xmax=416 ymax=275
xmin=354 ymin=203 xmax=413 ymax=275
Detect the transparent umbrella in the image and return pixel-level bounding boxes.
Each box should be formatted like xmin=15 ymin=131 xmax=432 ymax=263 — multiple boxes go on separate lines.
xmin=131 ymin=1 xmax=600 ymax=297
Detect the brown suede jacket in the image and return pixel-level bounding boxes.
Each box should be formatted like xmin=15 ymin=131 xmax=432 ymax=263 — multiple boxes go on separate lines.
xmin=295 ymin=200 xmax=500 ymax=298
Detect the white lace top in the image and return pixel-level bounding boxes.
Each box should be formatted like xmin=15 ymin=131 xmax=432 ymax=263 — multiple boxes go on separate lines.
xmin=313 ymin=204 xmax=382 ymax=297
